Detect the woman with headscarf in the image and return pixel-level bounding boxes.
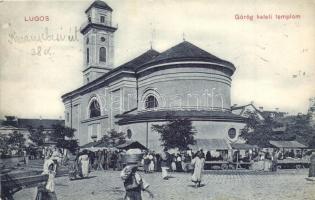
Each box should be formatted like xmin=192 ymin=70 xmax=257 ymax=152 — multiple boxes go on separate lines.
xmin=191 ymin=151 xmax=205 ymax=188
xmin=148 ymin=153 xmax=155 ymax=173
xmin=78 ymin=150 xmax=90 ymax=177
xmin=36 ymin=163 xmax=57 ymax=200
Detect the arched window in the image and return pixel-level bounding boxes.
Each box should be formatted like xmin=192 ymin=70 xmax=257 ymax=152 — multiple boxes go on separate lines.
xmin=89 ymin=100 xmax=101 ymax=118
xmin=145 ymin=95 xmax=158 ymax=109
xmin=87 ymin=48 xmax=89 ymax=64
xmin=99 ymin=47 xmax=106 ymax=62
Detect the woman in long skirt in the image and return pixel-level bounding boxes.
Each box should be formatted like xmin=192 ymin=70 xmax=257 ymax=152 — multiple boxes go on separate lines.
xmin=148 ymin=153 xmax=155 ymax=173
xmin=36 ymin=163 xmax=57 ymax=200
xmin=79 ymin=150 xmax=90 ymax=177
xmin=68 ymin=153 xmax=78 ymax=180
xmin=171 ymin=155 xmax=177 ymax=172
xmin=176 ymin=154 xmax=183 ymax=172
xmin=191 ymin=151 xmax=205 ymax=188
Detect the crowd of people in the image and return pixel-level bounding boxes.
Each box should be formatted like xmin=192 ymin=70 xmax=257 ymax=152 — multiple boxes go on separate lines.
xmin=141 ymin=151 xmax=194 ymax=173
xmin=36 ymin=145 xmax=315 ymax=200
xmin=86 ymin=149 xmax=124 ymax=171
xmin=119 ymin=147 xmax=206 ymax=200
xmin=65 ymin=148 xmax=201 ymax=176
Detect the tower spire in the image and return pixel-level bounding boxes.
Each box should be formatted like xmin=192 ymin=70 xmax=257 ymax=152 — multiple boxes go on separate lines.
xmin=81 ymin=0 xmax=117 ymax=84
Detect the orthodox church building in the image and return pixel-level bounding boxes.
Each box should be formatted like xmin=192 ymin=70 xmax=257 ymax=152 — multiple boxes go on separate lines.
xmin=62 ymin=0 xmax=245 ymax=150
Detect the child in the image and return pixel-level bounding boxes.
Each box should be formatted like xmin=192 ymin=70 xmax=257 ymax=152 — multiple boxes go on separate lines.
xmin=120 ymin=163 xmax=154 ymax=200
xmin=36 ymin=163 xmax=57 ymax=200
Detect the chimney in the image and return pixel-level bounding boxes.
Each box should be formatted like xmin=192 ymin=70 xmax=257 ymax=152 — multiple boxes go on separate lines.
xmin=275 ymin=108 xmax=279 ymax=112
xmin=232 ymin=104 xmax=238 ymax=107
xmin=259 ymin=106 xmax=264 ymax=112
xmin=250 ymin=101 xmax=254 ymax=105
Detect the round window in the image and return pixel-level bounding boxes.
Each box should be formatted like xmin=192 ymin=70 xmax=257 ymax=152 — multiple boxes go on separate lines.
xmin=228 ymin=128 xmax=236 ymax=139
xmin=101 ymin=37 xmax=106 ymax=42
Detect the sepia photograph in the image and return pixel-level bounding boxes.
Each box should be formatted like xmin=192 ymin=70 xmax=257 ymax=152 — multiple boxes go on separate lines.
xmin=0 ymin=0 xmax=315 ymax=199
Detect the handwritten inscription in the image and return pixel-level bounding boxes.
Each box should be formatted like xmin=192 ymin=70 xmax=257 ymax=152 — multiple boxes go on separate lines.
xmin=8 ymin=26 xmax=79 ymax=57
xmin=8 ymin=27 xmax=79 ymax=44
xmin=31 ymin=46 xmax=52 ymax=56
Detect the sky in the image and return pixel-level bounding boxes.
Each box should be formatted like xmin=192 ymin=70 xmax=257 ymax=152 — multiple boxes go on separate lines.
xmin=0 ymin=0 xmax=314 ymax=119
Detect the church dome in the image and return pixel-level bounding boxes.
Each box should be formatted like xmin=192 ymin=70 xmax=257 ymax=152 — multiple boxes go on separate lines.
xmin=139 ymin=41 xmax=235 ymax=75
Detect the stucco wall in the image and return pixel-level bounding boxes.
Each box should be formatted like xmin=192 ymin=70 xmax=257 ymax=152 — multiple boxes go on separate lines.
xmin=121 ymin=120 xmax=245 ymax=151
xmin=64 ymin=77 xmax=138 ymax=145
xmin=138 ymin=67 xmax=232 ymax=111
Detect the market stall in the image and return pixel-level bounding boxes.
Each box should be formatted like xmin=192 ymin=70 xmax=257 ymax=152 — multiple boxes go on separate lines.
xmin=269 ymin=140 xmax=309 ymax=169
xmin=189 ymin=139 xmax=232 ymax=170
xmin=230 ymin=143 xmax=258 ymax=169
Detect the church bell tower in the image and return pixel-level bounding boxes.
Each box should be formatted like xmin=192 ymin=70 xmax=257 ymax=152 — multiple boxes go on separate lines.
xmin=80 ymin=0 xmax=117 ymax=84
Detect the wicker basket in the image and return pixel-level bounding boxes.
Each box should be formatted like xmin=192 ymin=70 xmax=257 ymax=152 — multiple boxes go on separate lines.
xmin=122 ymin=154 xmax=143 ymax=165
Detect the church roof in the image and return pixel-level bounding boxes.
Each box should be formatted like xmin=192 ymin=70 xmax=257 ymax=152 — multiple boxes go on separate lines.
xmin=61 ymin=49 xmax=159 ymax=100
xmin=85 ymin=0 xmax=113 ymax=13
xmin=116 ymin=110 xmax=245 ymax=125
xmin=62 ymin=42 xmax=235 ymax=100
xmin=117 ymin=49 xmax=160 ymax=71
xmin=140 ymin=41 xmax=235 ymax=73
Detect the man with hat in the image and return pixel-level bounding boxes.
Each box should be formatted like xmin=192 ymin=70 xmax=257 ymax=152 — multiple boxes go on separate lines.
xmin=120 ymin=161 xmax=153 ymax=200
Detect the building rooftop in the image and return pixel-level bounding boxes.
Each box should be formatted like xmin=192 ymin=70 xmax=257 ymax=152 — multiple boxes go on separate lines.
xmin=140 ymin=41 xmax=235 ymax=74
xmin=17 ymin=118 xmax=64 ymax=129
xmin=120 ymin=49 xmax=160 ymax=71
xmin=61 ymin=49 xmax=160 ymax=100
xmin=62 ymin=41 xmax=236 ymax=100
xmin=85 ymin=0 xmax=113 ymax=13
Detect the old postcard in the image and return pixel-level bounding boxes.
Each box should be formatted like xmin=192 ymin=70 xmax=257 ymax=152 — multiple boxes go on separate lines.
xmin=0 ymin=0 xmax=315 ymax=200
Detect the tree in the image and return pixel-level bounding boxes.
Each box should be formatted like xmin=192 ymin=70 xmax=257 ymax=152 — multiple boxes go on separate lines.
xmin=28 ymin=125 xmax=46 ymax=146
xmin=240 ymin=111 xmax=282 ymax=147
xmin=101 ymin=129 xmax=126 ymax=146
xmin=240 ymin=111 xmax=315 ymax=148
xmin=7 ymin=131 xmax=26 ymax=150
xmin=152 ymin=118 xmax=196 ymax=151
xmin=283 ymin=114 xmax=315 ymax=148
xmin=0 ymin=134 xmax=9 ymax=156
xmin=49 ymin=124 xmax=78 ymax=153
xmin=2 ymin=116 xmax=18 ymax=127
